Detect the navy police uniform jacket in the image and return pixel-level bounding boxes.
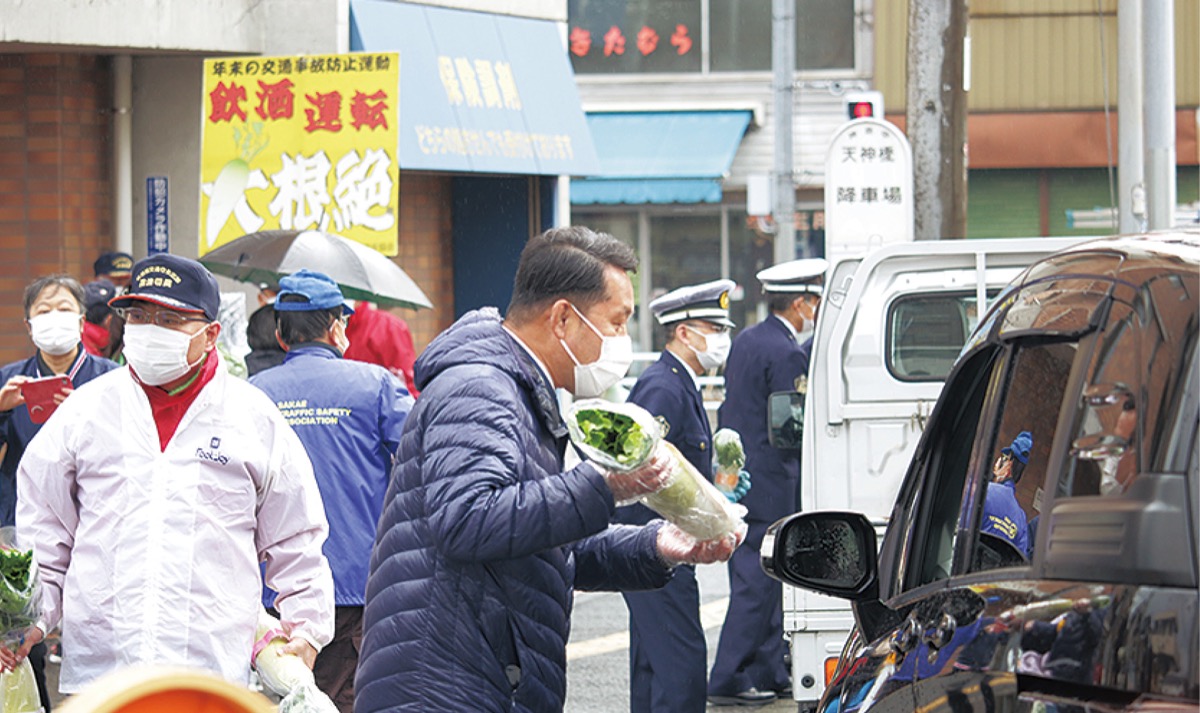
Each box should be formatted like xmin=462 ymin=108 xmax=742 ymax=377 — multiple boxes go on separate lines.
xmin=250 ymin=343 xmax=412 ymax=605
xmin=614 ymin=351 xmax=712 ymax=527
xmin=356 ymin=309 xmax=671 ymax=713
xmin=717 ymin=316 xmax=809 ymax=524
xmin=0 ymin=349 xmax=118 ymax=526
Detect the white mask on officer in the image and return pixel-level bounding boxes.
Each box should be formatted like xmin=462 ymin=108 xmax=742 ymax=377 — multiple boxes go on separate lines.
xmin=684 ymin=325 xmax=731 ymax=371
xmin=29 ymin=310 xmax=82 ymax=356
xmin=560 ymin=303 xmax=633 ymax=399
xmin=123 ymin=324 xmax=207 ymax=386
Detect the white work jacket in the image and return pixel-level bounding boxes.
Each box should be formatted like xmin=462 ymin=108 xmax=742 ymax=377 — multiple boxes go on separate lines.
xmin=16 ymin=360 xmax=334 ymax=693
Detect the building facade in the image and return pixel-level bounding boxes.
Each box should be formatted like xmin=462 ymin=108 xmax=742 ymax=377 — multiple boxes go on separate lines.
xmin=0 ymin=0 xmax=590 ymax=363
xmin=569 ymin=0 xmax=1199 ymax=351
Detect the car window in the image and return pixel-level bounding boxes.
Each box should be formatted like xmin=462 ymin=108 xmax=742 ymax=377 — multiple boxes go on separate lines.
xmin=1062 ymin=274 xmax=1198 ymax=497
xmin=967 ymin=340 xmax=1077 ymax=572
xmin=886 ymin=292 xmax=988 ymax=382
xmin=887 ymin=348 xmax=999 ymax=593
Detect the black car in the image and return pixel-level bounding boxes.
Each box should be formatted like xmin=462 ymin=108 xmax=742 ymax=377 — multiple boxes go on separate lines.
xmin=763 ymin=231 xmax=1199 ymax=712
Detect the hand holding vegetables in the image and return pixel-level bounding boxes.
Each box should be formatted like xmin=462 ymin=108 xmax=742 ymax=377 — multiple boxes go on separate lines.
xmin=603 ymin=441 xmax=673 ymax=502
xmin=656 ymin=522 xmax=743 ymax=566
xmin=567 ymin=400 xmax=747 ymax=542
xmin=723 ymin=470 xmax=752 ymax=503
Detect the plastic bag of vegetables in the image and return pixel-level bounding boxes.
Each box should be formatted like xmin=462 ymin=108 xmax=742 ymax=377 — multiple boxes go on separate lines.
xmin=252 ymin=610 xmax=338 ymax=713
xmin=0 ymin=527 xmax=41 ymax=713
xmin=566 ymin=400 xmax=746 ymax=541
xmin=711 ymin=428 xmax=745 ymax=493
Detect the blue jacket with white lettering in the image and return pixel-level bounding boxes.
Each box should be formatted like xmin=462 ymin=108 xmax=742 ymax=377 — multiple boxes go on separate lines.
xmin=355 ymin=309 xmax=671 ymax=713
xmin=251 ymin=343 xmax=412 ymax=605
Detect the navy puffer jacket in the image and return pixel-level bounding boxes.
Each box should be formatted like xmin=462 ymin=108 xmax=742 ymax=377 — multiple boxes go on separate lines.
xmin=356 ymin=309 xmax=670 ymax=713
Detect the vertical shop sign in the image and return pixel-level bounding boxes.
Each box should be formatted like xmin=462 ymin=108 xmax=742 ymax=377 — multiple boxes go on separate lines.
xmin=199 ymin=52 xmax=401 ymax=256
xmin=146 ymin=176 xmax=169 ymax=255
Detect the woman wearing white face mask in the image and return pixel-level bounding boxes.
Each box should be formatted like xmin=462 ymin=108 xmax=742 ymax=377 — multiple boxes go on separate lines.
xmin=0 ymin=274 xmax=120 ymax=710
xmin=613 ymin=278 xmax=751 ymax=713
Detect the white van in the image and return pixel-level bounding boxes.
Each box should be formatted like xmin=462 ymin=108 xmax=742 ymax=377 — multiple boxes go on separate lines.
xmin=777 ymin=237 xmax=1088 ymax=710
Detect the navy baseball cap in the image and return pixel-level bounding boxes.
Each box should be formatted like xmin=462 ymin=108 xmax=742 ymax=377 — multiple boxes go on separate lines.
xmin=94 ymin=251 xmax=133 ymax=278
xmin=83 ymin=279 xmax=116 ymax=310
xmin=1002 ymin=431 xmax=1033 ymax=465
xmin=109 ymin=254 xmax=221 ymax=322
xmin=274 ymin=270 xmax=354 ymax=315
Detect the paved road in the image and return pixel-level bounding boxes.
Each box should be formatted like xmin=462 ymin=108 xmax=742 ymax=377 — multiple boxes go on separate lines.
xmin=566 ymin=561 xmax=798 ymax=713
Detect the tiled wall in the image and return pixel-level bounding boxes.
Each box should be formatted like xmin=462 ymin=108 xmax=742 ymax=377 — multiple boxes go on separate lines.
xmin=391 ymin=172 xmax=455 ymax=353
xmin=0 ymin=53 xmax=114 ymax=362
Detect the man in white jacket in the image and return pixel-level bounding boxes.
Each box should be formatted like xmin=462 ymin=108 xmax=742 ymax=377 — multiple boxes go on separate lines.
xmin=3 ymin=254 xmax=334 ymax=694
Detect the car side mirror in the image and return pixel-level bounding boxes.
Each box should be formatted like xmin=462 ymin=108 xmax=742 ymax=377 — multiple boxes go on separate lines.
xmin=760 ymin=511 xmax=879 ymax=601
xmin=767 ymin=390 xmax=804 ymax=449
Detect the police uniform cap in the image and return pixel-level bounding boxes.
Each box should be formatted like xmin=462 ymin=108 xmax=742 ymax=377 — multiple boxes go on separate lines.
xmin=756 ymin=258 xmax=829 ymax=294
xmin=650 ymin=278 xmax=736 ymax=328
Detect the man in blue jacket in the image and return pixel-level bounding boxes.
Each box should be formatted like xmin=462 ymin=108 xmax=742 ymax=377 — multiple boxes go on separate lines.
xmin=356 ymin=227 xmax=740 ymax=713
xmin=981 ymin=431 xmax=1032 ymax=558
xmin=708 ymin=258 xmax=827 ymax=707
xmin=250 ymin=270 xmax=412 ymax=712
xmin=616 ymin=278 xmax=750 ymax=713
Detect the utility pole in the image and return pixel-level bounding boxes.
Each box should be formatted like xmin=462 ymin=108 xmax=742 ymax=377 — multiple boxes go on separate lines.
xmin=906 ymin=0 xmax=969 ymax=240
xmin=1143 ymin=0 xmax=1176 ymax=230
xmin=772 ymin=0 xmax=796 ymax=262
xmin=1117 ymin=0 xmax=1145 ymax=233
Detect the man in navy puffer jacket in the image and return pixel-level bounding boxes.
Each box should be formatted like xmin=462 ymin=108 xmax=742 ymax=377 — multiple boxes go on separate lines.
xmin=356 ymin=227 xmax=739 ymax=713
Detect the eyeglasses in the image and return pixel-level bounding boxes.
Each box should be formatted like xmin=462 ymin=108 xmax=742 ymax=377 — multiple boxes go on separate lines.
xmin=117 ymin=306 xmax=209 ymax=329
xmin=993 ymin=452 xmax=1013 ymax=470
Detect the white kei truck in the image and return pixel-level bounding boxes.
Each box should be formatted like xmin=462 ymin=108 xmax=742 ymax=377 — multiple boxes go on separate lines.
xmin=771 ymin=237 xmax=1089 ymax=711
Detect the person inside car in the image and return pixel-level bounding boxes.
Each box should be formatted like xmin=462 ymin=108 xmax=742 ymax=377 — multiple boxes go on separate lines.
xmin=981 ymin=431 xmax=1032 ymax=558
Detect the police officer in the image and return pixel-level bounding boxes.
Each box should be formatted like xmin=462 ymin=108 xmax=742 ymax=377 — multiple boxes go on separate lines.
xmin=707 ymin=258 xmax=827 ymax=707
xmin=615 ymin=278 xmax=750 ymax=713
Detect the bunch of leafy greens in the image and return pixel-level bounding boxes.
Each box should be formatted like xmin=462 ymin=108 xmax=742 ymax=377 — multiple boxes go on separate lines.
xmin=575 ymin=409 xmax=653 ymax=467
xmin=0 ymin=547 xmax=35 ymax=637
xmin=713 ymin=429 xmax=745 ymax=469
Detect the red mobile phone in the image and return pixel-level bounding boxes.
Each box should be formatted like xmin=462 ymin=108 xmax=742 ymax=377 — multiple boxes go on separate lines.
xmin=19 ymin=375 xmax=72 ymax=424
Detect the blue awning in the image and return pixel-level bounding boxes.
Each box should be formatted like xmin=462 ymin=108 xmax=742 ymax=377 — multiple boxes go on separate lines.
xmin=350 ymin=0 xmax=599 ymax=175
xmin=572 ymin=111 xmax=752 ymax=205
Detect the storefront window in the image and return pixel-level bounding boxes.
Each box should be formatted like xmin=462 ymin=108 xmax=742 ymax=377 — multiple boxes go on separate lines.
xmin=568 ymin=0 xmax=702 ymax=74
xmin=572 ymin=0 xmax=856 ymax=74
xmin=647 ymin=214 xmax=720 ymax=349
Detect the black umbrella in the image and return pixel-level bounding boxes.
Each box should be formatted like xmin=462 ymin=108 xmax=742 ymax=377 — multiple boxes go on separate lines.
xmin=200 ymin=229 xmax=433 ymax=310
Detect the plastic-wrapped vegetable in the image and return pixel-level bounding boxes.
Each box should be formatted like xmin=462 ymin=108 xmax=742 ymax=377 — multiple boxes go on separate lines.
xmin=0 ymin=528 xmax=40 ymax=713
xmin=566 ymin=399 xmax=746 ymax=541
xmin=712 ymin=428 xmax=745 ymax=493
xmin=252 ymin=610 xmax=338 ymax=713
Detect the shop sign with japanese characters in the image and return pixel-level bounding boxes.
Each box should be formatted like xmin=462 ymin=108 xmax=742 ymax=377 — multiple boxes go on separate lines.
xmin=199 ymin=52 xmax=401 ymax=256
xmin=823 ymin=118 xmax=914 ymax=260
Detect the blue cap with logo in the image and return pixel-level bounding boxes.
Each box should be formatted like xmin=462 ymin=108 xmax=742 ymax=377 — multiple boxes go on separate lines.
xmin=274 ymin=269 xmax=355 ymax=315
xmin=93 ymin=251 xmax=133 ymax=279
xmin=756 ymin=258 xmax=829 ymax=295
xmin=109 ymin=253 xmax=221 ymax=321
xmin=1002 ymin=431 xmax=1033 ymax=465
xmin=650 ymin=278 xmax=736 ymax=328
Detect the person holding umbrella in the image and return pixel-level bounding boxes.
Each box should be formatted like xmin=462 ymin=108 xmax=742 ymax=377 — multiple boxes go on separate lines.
xmin=250 ymin=269 xmax=412 ymax=711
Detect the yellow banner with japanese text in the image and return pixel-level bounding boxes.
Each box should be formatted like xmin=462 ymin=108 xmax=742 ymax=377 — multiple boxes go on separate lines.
xmin=199 ymin=52 xmax=400 ymax=256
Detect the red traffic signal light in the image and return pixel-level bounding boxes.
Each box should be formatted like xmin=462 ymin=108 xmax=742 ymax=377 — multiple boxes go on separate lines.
xmin=848 ymin=100 xmax=875 ymax=120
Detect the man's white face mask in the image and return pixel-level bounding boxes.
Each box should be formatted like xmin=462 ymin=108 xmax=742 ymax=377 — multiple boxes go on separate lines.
xmin=123 ymin=324 xmax=207 ymax=386
xmin=684 ymin=325 xmax=732 ymax=371
xmin=559 ymin=303 xmax=633 ymax=398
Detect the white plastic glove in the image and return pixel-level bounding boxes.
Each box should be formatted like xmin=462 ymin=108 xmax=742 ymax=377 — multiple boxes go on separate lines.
xmin=655 ymin=521 xmax=744 ymax=566
xmin=604 ymin=441 xmax=674 ymax=503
